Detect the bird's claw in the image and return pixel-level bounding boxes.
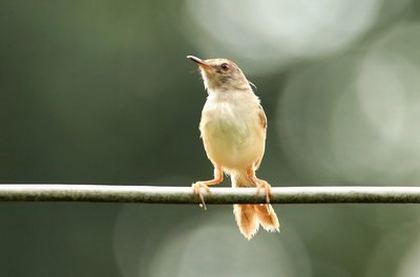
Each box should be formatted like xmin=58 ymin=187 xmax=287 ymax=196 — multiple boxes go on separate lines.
xmin=256 ymin=180 xmax=272 ymax=204
xmin=192 ymin=182 xmax=210 ymax=210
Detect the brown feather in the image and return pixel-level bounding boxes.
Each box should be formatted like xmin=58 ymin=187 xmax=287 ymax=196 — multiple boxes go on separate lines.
xmin=233 ymin=204 xmax=259 ymax=240
xmin=254 ymin=204 xmax=280 ymax=232
xmin=258 ymin=105 xmax=267 ymax=130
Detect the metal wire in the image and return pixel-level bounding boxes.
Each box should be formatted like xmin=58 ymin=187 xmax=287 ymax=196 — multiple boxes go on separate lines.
xmin=1 ymin=184 xmax=420 ymax=204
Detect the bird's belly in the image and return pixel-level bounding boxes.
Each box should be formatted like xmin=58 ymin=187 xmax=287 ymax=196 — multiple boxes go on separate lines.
xmin=201 ymin=116 xmax=264 ymax=170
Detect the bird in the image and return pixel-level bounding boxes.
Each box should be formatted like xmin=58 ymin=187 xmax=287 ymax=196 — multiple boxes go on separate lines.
xmin=187 ymin=55 xmax=280 ymax=240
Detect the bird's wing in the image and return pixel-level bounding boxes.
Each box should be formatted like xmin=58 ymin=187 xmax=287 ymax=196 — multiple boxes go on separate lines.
xmin=258 ymin=105 xmax=267 ymax=130
xmin=254 ymin=105 xmax=267 ymax=171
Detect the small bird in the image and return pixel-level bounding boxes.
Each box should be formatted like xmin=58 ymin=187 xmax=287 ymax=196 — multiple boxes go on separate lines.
xmin=187 ymin=55 xmax=280 ymax=240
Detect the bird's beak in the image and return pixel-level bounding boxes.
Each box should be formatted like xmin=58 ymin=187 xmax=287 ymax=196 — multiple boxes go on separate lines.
xmin=187 ymin=55 xmax=211 ymax=69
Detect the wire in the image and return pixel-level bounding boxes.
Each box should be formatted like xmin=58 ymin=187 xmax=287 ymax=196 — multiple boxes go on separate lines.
xmin=0 ymin=185 xmax=420 ymax=204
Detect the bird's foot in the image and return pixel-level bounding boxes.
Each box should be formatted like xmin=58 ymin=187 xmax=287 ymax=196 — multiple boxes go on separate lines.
xmin=192 ymin=182 xmax=211 ymax=210
xmin=255 ymin=179 xmax=272 ymax=204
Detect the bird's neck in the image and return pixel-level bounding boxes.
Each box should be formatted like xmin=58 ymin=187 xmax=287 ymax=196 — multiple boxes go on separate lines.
xmin=206 ymin=88 xmax=259 ymax=104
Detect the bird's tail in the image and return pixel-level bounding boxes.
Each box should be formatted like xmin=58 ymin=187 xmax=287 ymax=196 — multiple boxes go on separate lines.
xmin=231 ymin=172 xmax=280 ymax=240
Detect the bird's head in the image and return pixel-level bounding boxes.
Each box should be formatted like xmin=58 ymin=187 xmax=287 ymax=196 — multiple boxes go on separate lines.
xmin=187 ymin=55 xmax=252 ymax=92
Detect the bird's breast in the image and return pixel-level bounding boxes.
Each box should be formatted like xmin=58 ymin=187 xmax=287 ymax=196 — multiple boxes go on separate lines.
xmin=199 ymin=98 xmax=265 ymax=170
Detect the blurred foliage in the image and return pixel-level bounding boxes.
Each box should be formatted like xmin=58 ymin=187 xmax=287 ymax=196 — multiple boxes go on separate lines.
xmin=2 ymin=0 xmax=420 ymax=276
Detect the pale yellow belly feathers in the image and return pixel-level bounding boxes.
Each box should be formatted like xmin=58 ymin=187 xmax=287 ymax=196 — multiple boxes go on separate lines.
xmin=199 ymin=94 xmax=265 ymax=172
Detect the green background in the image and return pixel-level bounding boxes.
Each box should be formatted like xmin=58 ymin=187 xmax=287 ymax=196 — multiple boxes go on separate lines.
xmin=2 ymin=0 xmax=420 ymax=276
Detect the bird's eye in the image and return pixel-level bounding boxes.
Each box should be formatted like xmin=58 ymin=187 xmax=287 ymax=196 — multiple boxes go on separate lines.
xmin=221 ymin=63 xmax=229 ymax=71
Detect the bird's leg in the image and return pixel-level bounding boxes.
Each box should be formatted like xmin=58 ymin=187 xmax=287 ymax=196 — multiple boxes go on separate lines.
xmin=247 ymin=168 xmax=272 ymax=205
xmin=192 ymin=166 xmax=223 ymax=210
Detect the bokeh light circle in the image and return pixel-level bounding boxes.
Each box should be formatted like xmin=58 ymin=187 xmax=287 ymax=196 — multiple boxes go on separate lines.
xmin=365 ymin=221 xmax=420 ymax=277
xmin=183 ymin=0 xmax=381 ymax=74
xmin=147 ymin=212 xmax=311 ymax=277
xmin=277 ymin=23 xmax=420 ymax=183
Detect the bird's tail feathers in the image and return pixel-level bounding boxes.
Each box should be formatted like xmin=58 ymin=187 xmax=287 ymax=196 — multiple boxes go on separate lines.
xmin=233 ymin=204 xmax=259 ymax=240
xmin=254 ymin=204 xmax=280 ymax=232
xmin=231 ymin=172 xmax=280 ymax=240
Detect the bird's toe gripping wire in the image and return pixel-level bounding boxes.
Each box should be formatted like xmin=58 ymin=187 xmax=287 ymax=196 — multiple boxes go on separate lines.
xmin=246 ymin=168 xmax=272 ymax=204
xmin=192 ymin=168 xmax=224 ymax=210
xmin=192 ymin=182 xmax=211 ymax=210
xmin=255 ymin=180 xmax=272 ymax=204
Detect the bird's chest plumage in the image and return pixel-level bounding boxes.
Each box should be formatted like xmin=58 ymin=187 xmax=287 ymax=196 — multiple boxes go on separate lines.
xmin=203 ymin=103 xmax=249 ymax=145
xmin=199 ymin=94 xmax=264 ymax=170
